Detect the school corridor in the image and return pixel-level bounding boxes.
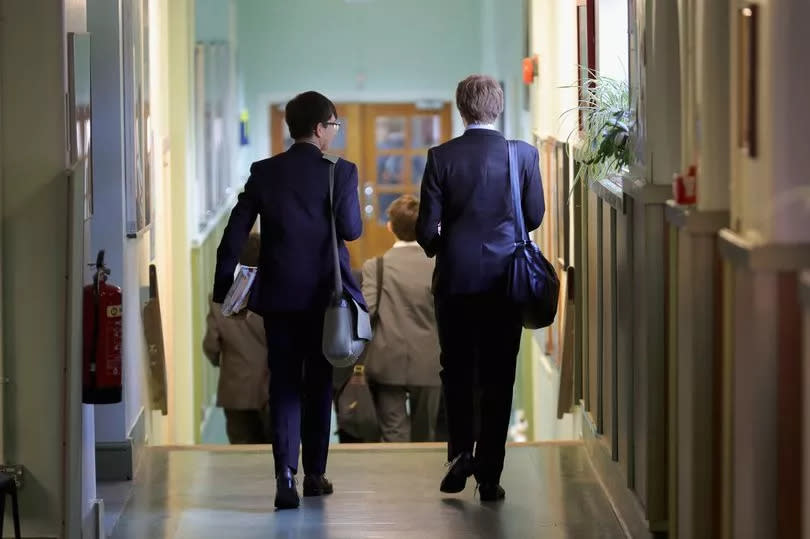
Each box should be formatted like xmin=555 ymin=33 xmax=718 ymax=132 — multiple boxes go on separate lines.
xmin=110 ymin=444 xmax=624 ymax=539
xmin=2 ymin=0 xmax=810 ymax=538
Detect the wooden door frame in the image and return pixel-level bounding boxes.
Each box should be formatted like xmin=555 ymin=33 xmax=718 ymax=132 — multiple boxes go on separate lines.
xmin=360 ymin=102 xmax=452 ymax=263
xmin=268 ymin=101 xmax=453 ymax=267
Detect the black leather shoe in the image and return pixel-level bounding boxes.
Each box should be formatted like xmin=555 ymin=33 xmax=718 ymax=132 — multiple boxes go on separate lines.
xmin=303 ymin=475 xmax=334 ymax=496
xmin=440 ymin=452 xmax=475 ymax=493
xmin=478 ymin=483 xmax=506 ymax=502
xmin=275 ymin=468 xmax=300 ymax=509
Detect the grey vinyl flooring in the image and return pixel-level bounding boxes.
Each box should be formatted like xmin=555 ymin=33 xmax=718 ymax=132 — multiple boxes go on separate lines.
xmin=110 ymin=444 xmax=626 ymax=539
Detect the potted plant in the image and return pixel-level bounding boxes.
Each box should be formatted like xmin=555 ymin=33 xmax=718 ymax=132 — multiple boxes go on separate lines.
xmin=563 ymin=72 xmax=632 ymax=188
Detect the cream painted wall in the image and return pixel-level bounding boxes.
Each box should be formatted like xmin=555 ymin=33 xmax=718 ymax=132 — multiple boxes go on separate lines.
xmin=530 ymin=0 xmax=556 ymax=138
xmin=148 ymin=0 xmax=176 ymax=446
xmin=167 ymin=0 xmax=197 ymax=445
xmin=530 ymin=0 xmax=578 ymax=142
xmin=695 ymin=0 xmax=731 ymax=211
xmin=645 ymin=0 xmax=682 ymax=185
xmin=553 ymin=2 xmax=579 ymax=143
xmin=1 ymin=0 xmax=73 ymax=535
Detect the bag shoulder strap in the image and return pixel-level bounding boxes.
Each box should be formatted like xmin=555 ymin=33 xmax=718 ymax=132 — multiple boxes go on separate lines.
xmin=375 ymin=255 xmax=383 ymax=313
xmin=367 ymin=255 xmax=384 ymax=326
xmin=507 ymin=140 xmax=529 ymax=244
xmin=324 ymin=155 xmax=342 ymax=296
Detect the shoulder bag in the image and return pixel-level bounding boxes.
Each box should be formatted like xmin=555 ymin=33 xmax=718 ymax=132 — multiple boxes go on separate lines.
xmin=505 ymin=140 xmax=560 ymax=329
xmin=322 ymin=154 xmax=373 ymax=366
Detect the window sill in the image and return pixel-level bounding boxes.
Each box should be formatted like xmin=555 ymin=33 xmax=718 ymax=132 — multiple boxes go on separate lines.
xmin=589 ymin=175 xmax=625 ymax=213
xmin=191 ymin=190 xmax=241 ymax=249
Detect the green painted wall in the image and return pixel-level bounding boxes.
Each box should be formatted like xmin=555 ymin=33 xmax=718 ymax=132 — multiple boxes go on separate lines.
xmin=235 ymin=0 xmax=485 ymax=165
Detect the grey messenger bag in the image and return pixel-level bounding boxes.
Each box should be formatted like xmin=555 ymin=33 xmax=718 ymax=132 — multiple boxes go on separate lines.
xmin=322 ymin=154 xmax=372 ymax=367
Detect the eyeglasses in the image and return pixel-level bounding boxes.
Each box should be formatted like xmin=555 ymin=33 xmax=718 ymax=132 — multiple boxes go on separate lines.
xmin=324 ymin=121 xmax=342 ymax=131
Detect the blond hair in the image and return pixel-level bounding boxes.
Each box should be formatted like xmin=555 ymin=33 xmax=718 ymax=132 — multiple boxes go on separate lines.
xmin=456 ymin=74 xmax=504 ymax=125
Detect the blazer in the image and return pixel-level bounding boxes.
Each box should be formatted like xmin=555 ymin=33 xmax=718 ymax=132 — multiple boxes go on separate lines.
xmin=212 ymin=142 xmax=365 ymax=313
xmin=361 ymin=245 xmax=440 ymax=387
xmin=202 ymin=298 xmax=269 ymax=410
xmin=415 ymin=129 xmax=544 ymax=298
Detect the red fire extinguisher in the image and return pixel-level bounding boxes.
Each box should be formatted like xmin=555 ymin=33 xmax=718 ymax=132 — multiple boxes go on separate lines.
xmin=83 ymin=250 xmax=123 ymax=404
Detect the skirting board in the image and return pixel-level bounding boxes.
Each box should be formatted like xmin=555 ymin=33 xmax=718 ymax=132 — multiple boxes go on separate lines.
xmin=96 ymin=407 xmax=145 ymax=481
xmin=581 ymin=406 xmax=653 ymax=539
xmin=82 ymin=498 xmax=104 ymax=539
xmin=129 ymin=406 xmax=146 ymax=477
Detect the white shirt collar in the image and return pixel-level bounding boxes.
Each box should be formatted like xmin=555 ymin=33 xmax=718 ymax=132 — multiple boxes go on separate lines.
xmin=393 ymin=240 xmax=419 ymax=248
xmin=465 ymin=123 xmax=497 ymax=131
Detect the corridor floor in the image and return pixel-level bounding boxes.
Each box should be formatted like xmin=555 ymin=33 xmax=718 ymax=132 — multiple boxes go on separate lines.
xmin=110 ymin=443 xmax=626 ymax=539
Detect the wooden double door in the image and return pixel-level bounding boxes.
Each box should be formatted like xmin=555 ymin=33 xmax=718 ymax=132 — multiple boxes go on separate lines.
xmin=270 ymin=102 xmax=453 ymax=268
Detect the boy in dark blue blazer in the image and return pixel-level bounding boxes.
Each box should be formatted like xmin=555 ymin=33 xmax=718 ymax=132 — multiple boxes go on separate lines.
xmin=213 ymin=91 xmax=362 ymax=509
xmin=416 ymin=75 xmax=544 ymax=502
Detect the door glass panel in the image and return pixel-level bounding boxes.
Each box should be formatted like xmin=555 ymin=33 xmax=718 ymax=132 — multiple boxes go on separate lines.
xmin=375 ymin=117 xmax=406 ymax=149
xmin=377 ymin=193 xmax=401 ymax=224
xmin=412 ymin=115 xmax=440 ymax=148
xmin=376 ymin=155 xmax=404 ymax=185
xmin=412 ymin=154 xmax=427 ymax=184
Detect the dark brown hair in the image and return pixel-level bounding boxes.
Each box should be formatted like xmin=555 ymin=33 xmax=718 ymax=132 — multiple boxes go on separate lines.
xmin=285 ymin=91 xmax=337 ymax=139
xmin=386 ymin=195 xmax=419 ymax=242
xmin=455 ymin=74 xmax=504 ymax=125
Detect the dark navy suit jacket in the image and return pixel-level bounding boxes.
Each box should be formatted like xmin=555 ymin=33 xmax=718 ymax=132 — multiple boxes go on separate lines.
xmin=212 ymin=143 xmax=365 ymax=313
xmin=415 ymin=128 xmax=544 ymax=298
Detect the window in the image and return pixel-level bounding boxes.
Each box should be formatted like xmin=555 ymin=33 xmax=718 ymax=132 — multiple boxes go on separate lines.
xmin=193 ymin=41 xmax=238 ymax=236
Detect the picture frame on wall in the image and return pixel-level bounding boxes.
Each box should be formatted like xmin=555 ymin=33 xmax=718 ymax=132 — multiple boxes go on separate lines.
xmin=123 ymin=0 xmax=153 ymax=238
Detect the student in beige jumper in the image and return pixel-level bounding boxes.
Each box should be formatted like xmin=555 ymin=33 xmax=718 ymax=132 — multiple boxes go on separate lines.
xmin=362 ymin=195 xmax=441 ymax=442
xmin=203 ymin=233 xmax=271 ymax=444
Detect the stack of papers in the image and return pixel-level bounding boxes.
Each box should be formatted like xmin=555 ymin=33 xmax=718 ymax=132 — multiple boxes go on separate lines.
xmin=221 ymin=265 xmax=258 ymax=317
